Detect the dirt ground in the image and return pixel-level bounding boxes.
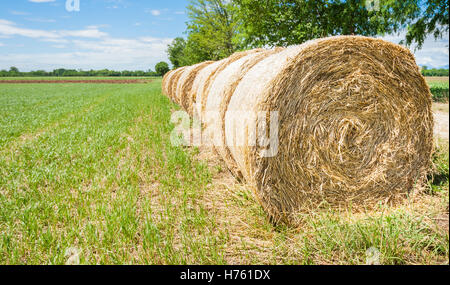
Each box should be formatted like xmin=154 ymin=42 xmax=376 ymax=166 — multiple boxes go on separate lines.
xmin=434 ymin=103 xmax=449 ymax=141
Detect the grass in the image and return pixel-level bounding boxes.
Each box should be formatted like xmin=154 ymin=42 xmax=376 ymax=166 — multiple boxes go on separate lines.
xmin=426 ymin=77 xmax=449 ymax=103
xmin=0 ymin=79 xmax=448 ymax=265
xmin=0 ymin=76 xmax=155 ymax=81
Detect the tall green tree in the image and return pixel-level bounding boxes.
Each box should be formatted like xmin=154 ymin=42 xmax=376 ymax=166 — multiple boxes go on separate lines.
xmin=183 ymin=0 xmax=244 ymax=64
xmin=155 ymin=62 xmax=170 ymax=76
xmin=167 ymin=37 xmax=187 ymax=69
xmin=385 ymin=0 xmax=449 ymax=48
xmin=234 ymin=0 xmax=449 ymax=48
xmin=235 ymin=0 xmax=391 ymax=47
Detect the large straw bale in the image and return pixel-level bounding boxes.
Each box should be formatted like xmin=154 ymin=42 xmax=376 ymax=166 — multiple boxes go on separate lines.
xmin=224 ymin=36 xmax=433 ymax=224
xmin=162 ymin=36 xmax=433 ymax=226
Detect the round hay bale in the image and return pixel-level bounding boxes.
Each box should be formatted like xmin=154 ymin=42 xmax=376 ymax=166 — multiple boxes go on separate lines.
xmin=224 ymin=36 xmax=433 ymax=225
xmin=190 ymin=60 xmax=227 ymax=118
xmin=162 ymin=69 xmax=175 ymax=96
xmin=168 ymin=66 xmax=188 ymax=101
xmin=199 ymin=49 xmax=265 ymax=119
xmin=175 ymin=61 xmax=214 ymax=108
xmin=203 ymin=48 xmax=285 ymax=177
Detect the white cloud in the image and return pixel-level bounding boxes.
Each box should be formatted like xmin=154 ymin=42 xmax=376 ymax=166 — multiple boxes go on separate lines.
xmin=25 ymin=18 xmax=56 ymax=23
xmin=150 ymin=10 xmax=161 ymax=16
xmin=0 ymin=43 xmax=4 ymax=47
xmin=0 ymin=19 xmax=60 ymax=38
xmin=0 ymin=34 xmax=173 ymax=71
xmin=59 ymin=29 xmax=108 ymax=38
xmin=10 ymin=11 xmax=31 ymax=16
xmin=381 ymin=31 xmax=449 ymax=68
xmin=0 ymin=19 xmax=108 ymax=39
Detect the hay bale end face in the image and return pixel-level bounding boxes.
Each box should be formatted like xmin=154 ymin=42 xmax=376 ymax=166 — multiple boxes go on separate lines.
xmin=162 ymin=36 xmax=434 ymax=226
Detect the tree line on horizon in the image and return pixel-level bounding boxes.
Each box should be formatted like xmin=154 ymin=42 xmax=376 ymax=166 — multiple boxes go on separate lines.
xmin=167 ymin=0 xmax=449 ymax=69
xmin=0 ymin=62 xmax=171 ymax=77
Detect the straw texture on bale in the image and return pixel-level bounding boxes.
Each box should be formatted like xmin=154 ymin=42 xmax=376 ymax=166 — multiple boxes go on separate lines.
xmin=162 ymin=36 xmax=434 ymax=226
xmin=168 ymin=66 xmax=188 ymax=102
xmin=198 ymin=49 xmax=265 ymax=119
xmin=162 ymin=69 xmax=175 ymax=96
xmin=175 ymin=61 xmax=214 ymax=108
xmin=203 ymin=48 xmax=285 ymax=177
xmin=189 ymin=60 xmax=224 ymax=118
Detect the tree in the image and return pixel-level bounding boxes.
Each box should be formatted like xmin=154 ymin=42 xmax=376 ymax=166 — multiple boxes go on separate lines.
xmin=9 ymin=66 xmax=19 ymax=75
xmin=183 ymin=0 xmax=244 ymax=64
xmin=384 ymin=0 xmax=449 ymax=49
xmin=155 ymin=62 xmax=170 ymax=76
xmin=167 ymin=37 xmax=187 ymax=68
xmin=234 ymin=0 xmax=449 ymax=48
xmin=235 ymin=0 xmax=392 ymax=47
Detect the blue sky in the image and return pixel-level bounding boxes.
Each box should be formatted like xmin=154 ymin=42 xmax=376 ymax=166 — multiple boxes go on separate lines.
xmin=0 ymin=0 xmax=448 ymax=71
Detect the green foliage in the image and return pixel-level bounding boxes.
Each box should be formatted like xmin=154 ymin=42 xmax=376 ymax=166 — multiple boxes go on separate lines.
xmin=235 ymin=0 xmax=398 ymax=47
xmin=427 ymin=78 xmax=449 ymax=102
xmin=167 ymin=37 xmax=188 ymax=69
xmin=231 ymin=0 xmax=448 ymax=48
xmin=0 ymin=68 xmax=159 ymax=77
xmin=386 ymin=0 xmax=449 ymax=49
xmin=185 ymin=0 xmax=243 ymax=62
xmin=430 ymin=84 xmax=450 ymax=102
xmin=166 ymin=0 xmax=244 ymax=66
xmin=155 ymin=62 xmax=170 ymax=76
xmin=422 ymin=68 xmax=449 ymax=77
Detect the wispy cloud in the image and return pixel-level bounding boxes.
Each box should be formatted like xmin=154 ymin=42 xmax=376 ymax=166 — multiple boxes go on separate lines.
xmin=0 ymin=19 xmax=60 ymax=38
xmin=149 ymin=10 xmax=161 ymax=16
xmin=0 ymin=18 xmax=172 ymax=71
xmin=381 ymin=31 xmax=449 ymax=68
xmin=25 ymin=18 xmax=56 ymax=23
xmin=0 ymin=36 xmax=173 ymax=71
xmin=10 ymin=11 xmax=31 ymax=16
xmin=0 ymin=19 xmax=108 ymax=39
xmin=28 ymin=0 xmax=56 ymax=3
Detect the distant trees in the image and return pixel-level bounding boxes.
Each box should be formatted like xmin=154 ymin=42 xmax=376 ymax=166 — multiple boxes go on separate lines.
xmin=155 ymin=61 xmax=170 ymax=76
xmin=0 ymin=67 xmax=162 ymax=77
xmin=421 ymin=67 xmax=449 ymax=76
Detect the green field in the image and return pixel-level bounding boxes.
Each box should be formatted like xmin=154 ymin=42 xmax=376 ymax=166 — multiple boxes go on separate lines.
xmin=0 ymin=79 xmax=448 ymax=265
xmin=0 ymin=77 xmax=155 ymax=81
xmin=426 ymin=77 xmax=450 ymax=102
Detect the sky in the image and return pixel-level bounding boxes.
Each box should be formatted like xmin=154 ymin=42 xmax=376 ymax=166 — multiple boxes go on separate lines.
xmin=0 ymin=0 xmax=448 ymax=72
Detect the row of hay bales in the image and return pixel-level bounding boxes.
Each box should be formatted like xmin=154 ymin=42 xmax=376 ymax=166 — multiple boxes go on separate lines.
xmin=162 ymin=35 xmax=434 ymax=226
